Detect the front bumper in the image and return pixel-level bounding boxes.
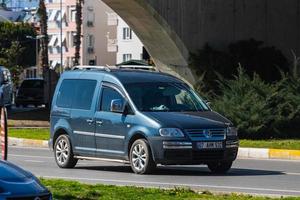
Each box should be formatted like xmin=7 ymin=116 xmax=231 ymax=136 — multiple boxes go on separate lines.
xmin=149 ymin=137 xmax=239 ymax=165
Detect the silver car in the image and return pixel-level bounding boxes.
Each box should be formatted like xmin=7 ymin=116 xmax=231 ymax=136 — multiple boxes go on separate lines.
xmin=0 ymin=66 xmax=13 ymax=108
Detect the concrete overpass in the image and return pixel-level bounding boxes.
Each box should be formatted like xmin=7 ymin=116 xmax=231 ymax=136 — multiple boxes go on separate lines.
xmin=102 ymin=0 xmax=300 ymax=84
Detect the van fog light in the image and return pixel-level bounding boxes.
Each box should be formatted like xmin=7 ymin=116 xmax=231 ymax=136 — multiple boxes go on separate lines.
xmin=226 ymin=140 xmax=239 ymax=148
xmin=163 ymin=141 xmax=192 ymax=149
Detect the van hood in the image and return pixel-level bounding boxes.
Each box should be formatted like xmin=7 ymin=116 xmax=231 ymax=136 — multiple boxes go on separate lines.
xmin=143 ymin=111 xmax=232 ymax=129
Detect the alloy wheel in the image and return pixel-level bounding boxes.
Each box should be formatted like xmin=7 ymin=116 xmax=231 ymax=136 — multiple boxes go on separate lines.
xmin=132 ymin=143 xmax=147 ymax=171
xmin=55 ymin=138 xmax=69 ymax=165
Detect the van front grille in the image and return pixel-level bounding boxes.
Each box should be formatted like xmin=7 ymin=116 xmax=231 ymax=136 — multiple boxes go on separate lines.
xmin=185 ymin=129 xmax=226 ymax=141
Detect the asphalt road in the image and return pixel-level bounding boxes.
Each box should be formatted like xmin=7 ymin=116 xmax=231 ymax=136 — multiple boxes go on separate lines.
xmin=7 ymin=146 xmax=300 ymax=196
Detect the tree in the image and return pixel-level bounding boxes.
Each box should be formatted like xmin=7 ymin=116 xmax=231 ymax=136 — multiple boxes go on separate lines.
xmin=74 ymin=0 xmax=84 ymax=66
xmin=37 ymin=0 xmax=49 ymax=70
xmin=0 ymin=22 xmax=36 ymax=84
xmin=0 ymin=41 xmax=25 ymax=84
xmin=0 ymin=22 xmax=36 ymax=67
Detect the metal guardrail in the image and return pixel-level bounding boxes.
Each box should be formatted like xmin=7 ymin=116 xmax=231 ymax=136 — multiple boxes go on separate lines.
xmin=1 ymin=107 xmax=8 ymax=160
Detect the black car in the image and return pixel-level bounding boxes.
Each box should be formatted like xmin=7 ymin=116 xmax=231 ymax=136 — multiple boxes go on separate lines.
xmin=16 ymin=78 xmax=44 ymax=107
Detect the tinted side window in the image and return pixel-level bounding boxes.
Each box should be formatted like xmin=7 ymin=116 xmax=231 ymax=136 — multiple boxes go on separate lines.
xmin=56 ymin=80 xmax=76 ymax=108
xmin=101 ymin=87 xmax=123 ymax=112
xmin=73 ymin=80 xmax=97 ymax=110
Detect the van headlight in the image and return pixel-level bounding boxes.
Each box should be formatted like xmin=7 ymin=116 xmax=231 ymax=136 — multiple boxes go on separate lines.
xmin=159 ymin=128 xmax=185 ymax=137
xmin=227 ymin=127 xmax=238 ymax=136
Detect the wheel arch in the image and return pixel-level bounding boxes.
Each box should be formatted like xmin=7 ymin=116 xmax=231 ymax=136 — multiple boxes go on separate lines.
xmin=127 ymin=132 xmax=156 ymax=162
xmin=53 ymin=128 xmax=71 ymax=149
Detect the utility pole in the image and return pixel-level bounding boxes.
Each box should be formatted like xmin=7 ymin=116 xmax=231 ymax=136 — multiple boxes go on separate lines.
xmin=26 ymin=35 xmax=45 ymax=77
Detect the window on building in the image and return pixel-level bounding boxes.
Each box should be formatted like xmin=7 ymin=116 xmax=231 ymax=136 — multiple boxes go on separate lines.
xmin=123 ymin=54 xmax=132 ymax=62
xmin=72 ymin=32 xmax=77 ymax=47
xmin=100 ymin=87 xmax=124 ymax=112
xmin=87 ymin=12 xmax=95 ymax=27
xmin=123 ymin=27 xmax=132 ymax=40
xmin=70 ymin=9 xmax=76 ymax=22
xmin=87 ymin=35 xmax=94 ymax=47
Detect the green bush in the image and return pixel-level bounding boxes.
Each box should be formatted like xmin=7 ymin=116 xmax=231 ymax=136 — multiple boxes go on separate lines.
xmin=268 ymin=73 xmax=300 ymax=138
xmin=197 ymin=67 xmax=300 ymax=139
xmin=208 ymin=67 xmax=275 ymax=139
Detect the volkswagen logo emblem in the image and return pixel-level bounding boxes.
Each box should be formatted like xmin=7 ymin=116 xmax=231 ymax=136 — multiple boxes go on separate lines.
xmin=34 ymin=197 xmax=41 ymax=200
xmin=203 ymin=130 xmax=212 ymax=138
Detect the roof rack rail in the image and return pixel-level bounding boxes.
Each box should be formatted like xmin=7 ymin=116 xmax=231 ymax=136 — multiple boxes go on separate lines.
xmin=72 ymin=65 xmax=111 ymax=72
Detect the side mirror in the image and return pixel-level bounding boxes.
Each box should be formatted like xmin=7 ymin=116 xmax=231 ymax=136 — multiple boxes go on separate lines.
xmin=110 ymin=99 xmax=125 ymax=113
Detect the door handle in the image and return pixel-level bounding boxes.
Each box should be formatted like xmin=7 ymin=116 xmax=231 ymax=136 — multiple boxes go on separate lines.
xmin=86 ymin=119 xmax=94 ymax=124
xmin=96 ymin=120 xmax=103 ymax=126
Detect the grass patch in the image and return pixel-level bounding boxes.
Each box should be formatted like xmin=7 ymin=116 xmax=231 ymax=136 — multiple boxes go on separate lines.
xmin=8 ymin=128 xmax=49 ymax=140
xmin=240 ymin=139 xmax=300 ymax=150
xmin=41 ymin=178 xmax=299 ymax=200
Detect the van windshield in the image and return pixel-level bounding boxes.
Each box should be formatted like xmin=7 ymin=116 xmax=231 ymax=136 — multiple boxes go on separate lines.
xmin=125 ymin=82 xmax=210 ymax=112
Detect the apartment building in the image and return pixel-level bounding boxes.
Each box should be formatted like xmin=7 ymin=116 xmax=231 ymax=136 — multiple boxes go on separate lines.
xmin=115 ymin=17 xmax=144 ymax=64
xmin=82 ymin=0 xmax=116 ymax=66
xmin=82 ymin=0 xmax=144 ymax=66
xmin=45 ymin=0 xmax=81 ymax=70
xmin=45 ymin=0 xmax=143 ymax=70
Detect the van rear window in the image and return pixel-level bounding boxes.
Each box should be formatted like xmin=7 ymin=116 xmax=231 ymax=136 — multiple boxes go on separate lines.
xmin=73 ymin=80 xmax=97 ymax=110
xmin=56 ymin=79 xmax=97 ymax=110
xmin=57 ymin=80 xmax=75 ymax=108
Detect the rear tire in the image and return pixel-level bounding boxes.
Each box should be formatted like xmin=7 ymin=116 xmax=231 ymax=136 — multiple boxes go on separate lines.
xmin=54 ymin=134 xmax=78 ymax=168
xmin=207 ymin=161 xmax=233 ymax=174
xmin=129 ymin=139 xmax=156 ymax=174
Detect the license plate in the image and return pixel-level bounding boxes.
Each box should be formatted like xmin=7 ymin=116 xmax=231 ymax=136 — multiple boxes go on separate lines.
xmin=197 ymin=141 xmax=223 ymax=149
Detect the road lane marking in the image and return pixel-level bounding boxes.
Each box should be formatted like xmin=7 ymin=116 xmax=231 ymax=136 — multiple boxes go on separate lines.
xmin=284 ymin=172 xmax=300 ymax=176
xmin=39 ymin=175 xmax=300 ymax=195
xmin=24 ymin=160 xmax=44 ymax=163
xmin=8 ymin=146 xmax=49 ymax=150
xmin=8 ymin=154 xmax=52 ymax=159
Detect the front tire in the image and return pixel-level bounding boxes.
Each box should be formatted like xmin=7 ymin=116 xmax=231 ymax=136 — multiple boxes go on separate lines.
xmin=129 ymin=139 xmax=156 ymax=174
xmin=54 ymin=135 xmax=78 ymax=168
xmin=207 ymin=161 xmax=233 ymax=174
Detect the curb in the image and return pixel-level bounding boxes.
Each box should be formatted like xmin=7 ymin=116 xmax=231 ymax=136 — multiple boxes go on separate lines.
xmin=8 ymin=137 xmax=48 ymax=148
xmin=7 ymin=137 xmax=300 ymax=161
xmin=238 ymin=147 xmax=300 ymax=160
